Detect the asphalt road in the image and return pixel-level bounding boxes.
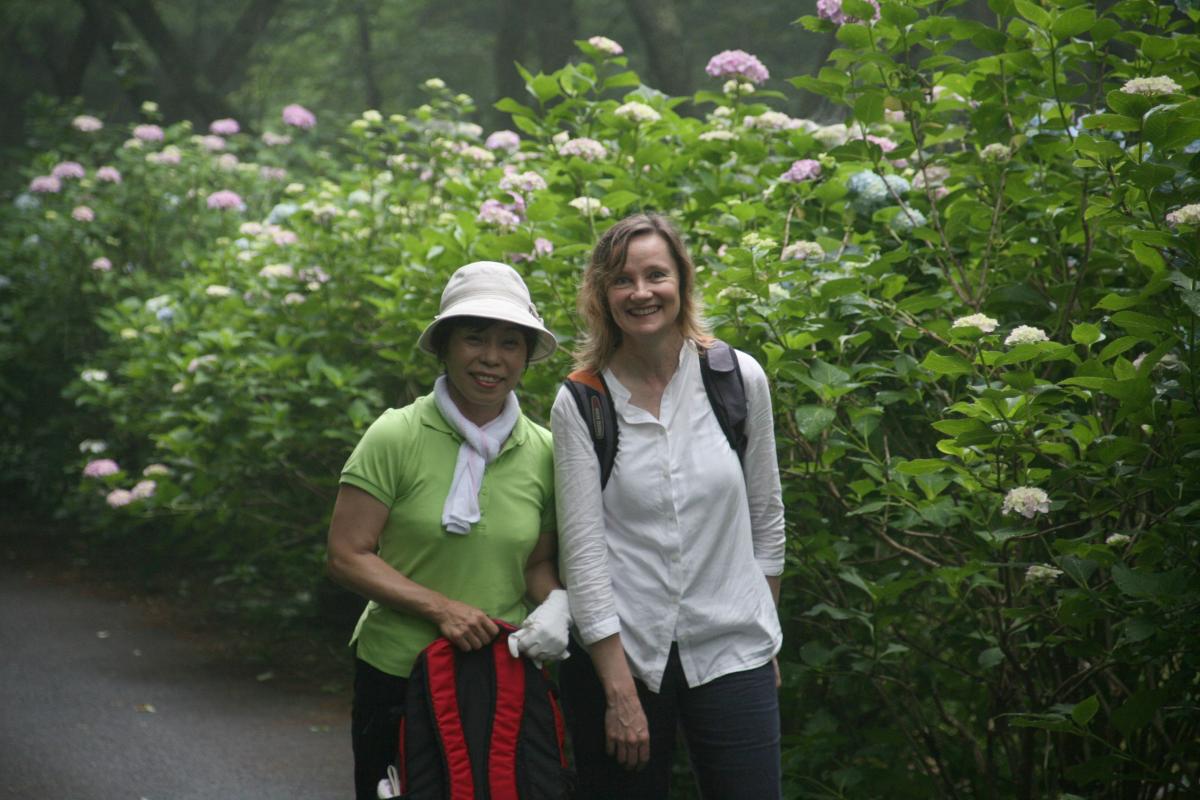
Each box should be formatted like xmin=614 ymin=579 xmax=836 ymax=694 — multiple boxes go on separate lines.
xmin=0 ymin=565 xmax=352 ymax=799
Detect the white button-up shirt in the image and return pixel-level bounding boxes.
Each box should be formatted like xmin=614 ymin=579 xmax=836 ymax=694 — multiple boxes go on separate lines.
xmin=552 ymin=341 xmax=784 ymax=692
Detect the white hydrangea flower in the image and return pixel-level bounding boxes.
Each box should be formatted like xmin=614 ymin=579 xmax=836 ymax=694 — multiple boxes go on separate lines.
xmin=1165 ymin=203 xmax=1200 ymax=226
xmin=980 ymin=143 xmax=1012 ymax=162
xmin=743 ymin=111 xmax=801 ymax=131
xmin=282 ymin=292 xmax=307 ymax=305
xmin=781 ymin=241 xmax=824 ymax=261
xmin=1120 ymin=76 xmax=1182 ymax=96
xmin=79 ymin=439 xmax=108 ymax=453
xmin=130 ymin=479 xmax=157 ymax=500
xmin=361 ymin=109 xmax=383 ymax=123
xmin=498 ymin=171 xmax=547 ymax=193
xmin=699 ymin=130 xmax=737 ymax=142
xmin=614 ymin=101 xmax=661 ymax=123
xmin=558 ymin=137 xmax=607 ymax=161
xmin=143 ymin=463 xmax=171 ymax=476
xmin=460 ymin=145 xmax=495 ymax=164
xmin=259 ymin=263 xmax=295 ymax=280
xmin=423 ymin=78 xmax=446 ymax=91
xmin=1105 ymin=533 xmax=1132 ymax=546
xmin=205 ymin=285 xmax=235 ymax=298
xmin=1004 ymin=325 xmax=1049 ymax=346
xmin=1024 ymin=564 xmax=1063 ymax=584
xmin=952 ymin=313 xmax=999 ymax=333
xmin=81 ymin=369 xmax=108 ymax=383
xmin=1002 ymin=486 xmax=1051 ymax=518
xmin=568 ymin=196 xmax=610 ymax=217
xmin=812 ymin=123 xmax=850 ymax=148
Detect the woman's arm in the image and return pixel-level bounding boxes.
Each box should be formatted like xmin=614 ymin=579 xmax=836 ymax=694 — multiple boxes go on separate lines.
xmin=738 ymin=352 xmax=787 ymax=579
xmin=326 ymin=484 xmax=498 ymax=651
xmin=523 ymin=527 xmax=562 ymax=604
xmin=551 ymin=388 xmax=650 ymax=767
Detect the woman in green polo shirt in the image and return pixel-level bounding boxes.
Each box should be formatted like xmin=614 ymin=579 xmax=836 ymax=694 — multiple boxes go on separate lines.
xmin=326 ymin=261 xmax=572 ymax=800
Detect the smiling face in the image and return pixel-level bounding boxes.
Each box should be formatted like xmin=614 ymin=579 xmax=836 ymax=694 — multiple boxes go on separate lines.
xmin=442 ymin=321 xmax=529 ymax=426
xmin=605 ymin=233 xmax=682 ymax=345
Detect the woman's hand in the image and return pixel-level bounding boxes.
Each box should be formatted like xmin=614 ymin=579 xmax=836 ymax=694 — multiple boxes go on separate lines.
xmin=605 ymin=686 xmax=650 ymax=769
xmin=432 ymin=598 xmax=498 ymax=651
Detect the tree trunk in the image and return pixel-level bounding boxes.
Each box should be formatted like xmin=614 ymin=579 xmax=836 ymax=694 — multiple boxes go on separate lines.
xmin=355 ymin=0 xmax=382 ymax=110
xmin=493 ymin=0 xmax=527 ymax=105
xmin=621 ymin=0 xmax=692 ymax=98
xmin=208 ymin=0 xmax=286 ymax=93
xmin=531 ymin=0 xmax=575 ymax=73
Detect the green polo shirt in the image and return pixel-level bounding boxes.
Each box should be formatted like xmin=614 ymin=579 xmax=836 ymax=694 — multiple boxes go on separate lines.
xmin=340 ymin=392 xmax=556 ymax=677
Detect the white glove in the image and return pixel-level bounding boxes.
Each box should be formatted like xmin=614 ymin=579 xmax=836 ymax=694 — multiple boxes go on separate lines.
xmin=507 ymin=589 xmax=572 ymax=668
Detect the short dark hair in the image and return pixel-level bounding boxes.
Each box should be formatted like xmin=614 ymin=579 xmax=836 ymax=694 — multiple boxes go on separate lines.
xmin=430 ymin=316 xmax=539 ymax=363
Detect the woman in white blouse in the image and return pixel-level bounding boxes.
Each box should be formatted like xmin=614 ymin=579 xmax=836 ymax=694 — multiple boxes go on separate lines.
xmin=552 ymin=213 xmax=786 ymax=799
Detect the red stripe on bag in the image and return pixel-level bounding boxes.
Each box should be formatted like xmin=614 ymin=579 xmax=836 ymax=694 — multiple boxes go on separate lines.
xmin=548 ymin=679 xmax=568 ymax=769
xmin=426 ymin=640 xmax=476 ymax=800
xmin=488 ymin=639 xmax=525 ymax=800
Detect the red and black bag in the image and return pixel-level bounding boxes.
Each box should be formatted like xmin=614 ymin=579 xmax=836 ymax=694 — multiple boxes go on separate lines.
xmin=397 ymin=622 xmax=573 ymax=799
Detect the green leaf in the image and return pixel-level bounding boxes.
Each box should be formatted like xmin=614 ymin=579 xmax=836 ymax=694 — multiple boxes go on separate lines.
xmin=810 ymin=360 xmax=850 ymax=386
xmin=1111 ymin=689 xmax=1170 ymax=736
xmin=528 ymin=74 xmax=560 ymax=104
xmin=1071 ymin=322 xmax=1104 ymax=346
xmin=920 ymin=351 xmax=973 ymax=376
xmin=1130 ymin=241 xmax=1166 ymax=272
xmin=1106 ymin=89 xmax=1152 ymax=118
xmin=1013 ymin=0 xmax=1052 ymax=28
xmin=896 ymin=458 xmax=950 ymax=476
xmin=853 ymin=90 xmax=884 ymax=124
xmin=795 ymin=405 xmax=837 ymax=439
xmin=1071 ymin=695 xmax=1100 ymax=727
xmin=837 ymin=22 xmax=872 ymax=48
xmin=978 ymin=647 xmax=1004 ymax=669
xmin=1080 ymin=113 xmax=1141 ymax=132
xmin=1111 ymin=564 xmax=1190 ymax=598
xmin=601 ymin=70 xmax=641 ymax=90
xmin=1051 ymin=7 xmax=1096 ymax=39
xmin=601 ymin=189 xmax=641 ymax=213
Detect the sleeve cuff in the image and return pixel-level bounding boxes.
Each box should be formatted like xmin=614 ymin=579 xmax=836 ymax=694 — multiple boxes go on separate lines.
xmin=757 ymin=557 xmax=785 ymax=577
xmin=575 ymin=614 xmax=621 ymax=646
xmin=339 ymin=474 xmax=392 ymax=508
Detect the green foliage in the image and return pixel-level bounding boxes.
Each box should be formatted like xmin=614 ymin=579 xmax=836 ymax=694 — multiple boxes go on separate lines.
xmin=3 ymin=3 xmax=1200 ymax=796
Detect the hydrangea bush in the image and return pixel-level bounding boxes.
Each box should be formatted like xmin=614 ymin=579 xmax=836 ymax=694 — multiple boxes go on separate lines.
xmin=3 ymin=4 xmax=1200 ymax=796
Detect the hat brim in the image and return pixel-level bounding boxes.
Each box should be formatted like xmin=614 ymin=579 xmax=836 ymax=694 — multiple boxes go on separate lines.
xmin=417 ymin=301 xmax=558 ymax=363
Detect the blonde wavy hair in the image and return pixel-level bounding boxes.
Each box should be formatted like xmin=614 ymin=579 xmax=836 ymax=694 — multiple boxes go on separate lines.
xmin=574 ymin=213 xmax=713 ymax=372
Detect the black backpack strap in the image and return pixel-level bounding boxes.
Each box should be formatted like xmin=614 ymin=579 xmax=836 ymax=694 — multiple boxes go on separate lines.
xmin=699 ymin=340 xmax=748 ymax=465
xmin=563 ymin=370 xmax=619 ymax=490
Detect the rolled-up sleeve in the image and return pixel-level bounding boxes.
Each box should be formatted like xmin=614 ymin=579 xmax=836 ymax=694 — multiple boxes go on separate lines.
xmin=738 ymin=352 xmax=786 ymax=576
xmin=551 ymin=388 xmax=622 ymax=644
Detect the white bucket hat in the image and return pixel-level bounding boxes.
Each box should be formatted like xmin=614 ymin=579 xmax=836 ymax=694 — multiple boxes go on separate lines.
xmin=417 ymin=261 xmax=558 ymax=363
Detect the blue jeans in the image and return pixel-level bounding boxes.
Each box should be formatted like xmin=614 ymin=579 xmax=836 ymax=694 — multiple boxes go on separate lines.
xmin=560 ymin=640 xmax=781 ymax=800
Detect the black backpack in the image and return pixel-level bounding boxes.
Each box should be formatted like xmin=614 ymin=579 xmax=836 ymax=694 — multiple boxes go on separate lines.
xmin=563 ymin=340 xmax=748 ymax=489
xmin=397 ymin=623 xmax=573 ymax=799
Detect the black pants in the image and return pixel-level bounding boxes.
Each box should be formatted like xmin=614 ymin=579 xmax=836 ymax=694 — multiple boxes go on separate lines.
xmin=559 ymin=640 xmax=781 ymax=800
xmin=352 ymin=658 xmax=408 ymax=800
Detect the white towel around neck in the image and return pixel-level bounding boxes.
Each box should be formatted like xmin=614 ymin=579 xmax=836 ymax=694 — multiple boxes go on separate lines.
xmin=433 ymin=375 xmax=520 ymax=534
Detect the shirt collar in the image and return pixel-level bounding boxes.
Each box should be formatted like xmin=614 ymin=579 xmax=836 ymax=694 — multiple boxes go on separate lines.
xmin=419 ymin=391 xmax=529 ymax=450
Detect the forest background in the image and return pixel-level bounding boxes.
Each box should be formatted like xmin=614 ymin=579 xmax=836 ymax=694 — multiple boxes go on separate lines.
xmin=3 ymin=0 xmax=1199 ymax=798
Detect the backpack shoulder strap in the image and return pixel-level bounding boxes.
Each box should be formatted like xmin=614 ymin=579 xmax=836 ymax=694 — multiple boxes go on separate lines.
xmin=563 ymin=369 xmax=619 ymax=490
xmin=698 ymin=340 xmax=748 ymax=465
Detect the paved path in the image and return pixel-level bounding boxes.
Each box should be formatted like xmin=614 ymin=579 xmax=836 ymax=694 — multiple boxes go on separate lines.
xmin=0 ymin=565 xmax=352 ymax=799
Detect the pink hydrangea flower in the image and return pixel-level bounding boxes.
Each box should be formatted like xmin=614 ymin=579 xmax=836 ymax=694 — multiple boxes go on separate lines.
xmin=260 ymin=166 xmax=288 ymax=181
xmin=72 ymin=205 xmax=95 ymax=222
xmin=704 ymin=50 xmax=770 ymax=85
xmin=206 ymin=190 xmax=244 ymax=210
xmin=866 ymin=134 xmax=898 ymax=152
xmin=96 ymin=166 xmax=122 ymax=183
xmin=817 ymin=0 xmax=880 ymax=25
xmin=477 ymin=199 xmax=521 ymax=230
xmin=533 ymin=238 xmax=554 ymax=257
xmin=587 ymin=35 xmax=623 ymax=55
xmin=84 ymin=458 xmax=120 ymax=478
xmin=133 ymin=124 xmax=165 ymax=142
xmin=30 ymin=176 xmax=62 ymax=193
xmin=106 ymin=488 xmax=134 ymax=508
xmin=282 ymin=104 xmax=316 ymax=129
xmin=198 ymin=135 xmax=226 ymax=151
xmin=52 ymin=161 xmax=86 ymax=180
xmin=485 ymin=130 xmax=521 ymax=152
xmin=91 ymin=257 xmax=113 ymax=271
xmin=130 ymin=479 xmax=157 ymax=500
xmin=557 ymin=137 xmax=607 ymax=161
xmin=209 ymin=118 xmax=240 ymax=135
xmin=781 ymin=159 xmax=822 ymax=183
